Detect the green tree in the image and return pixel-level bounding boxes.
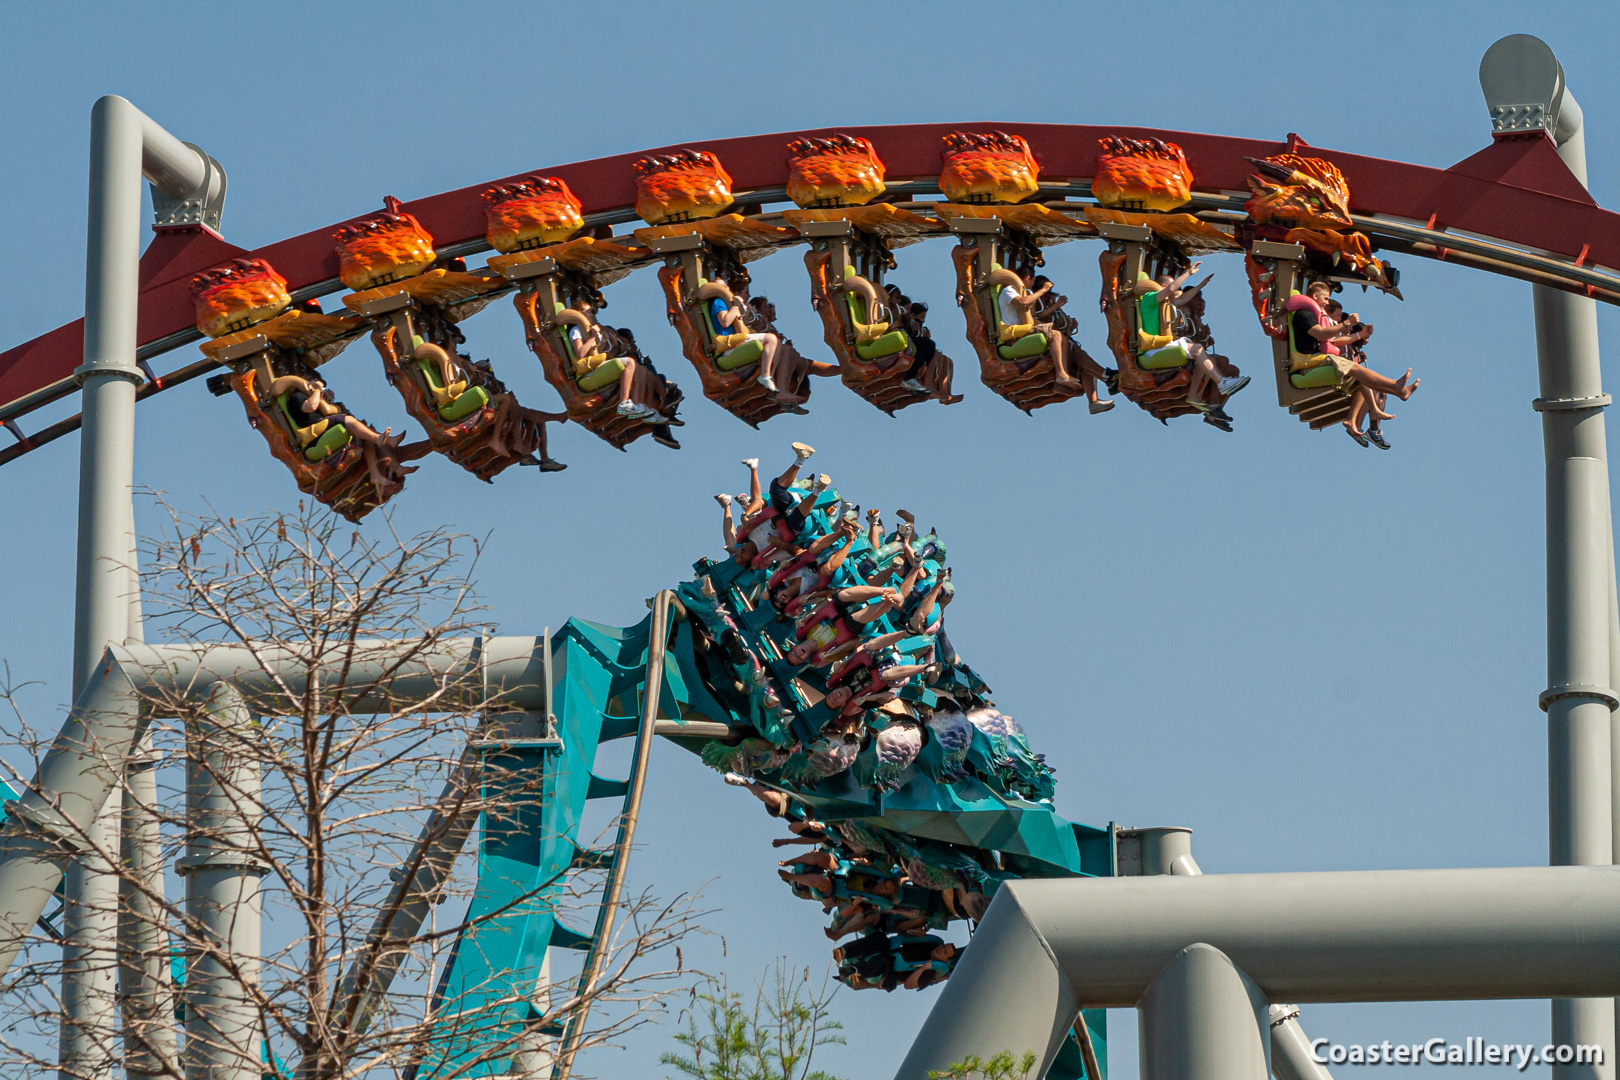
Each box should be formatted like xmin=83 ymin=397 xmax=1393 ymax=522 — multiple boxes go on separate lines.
xmin=928 ymin=1050 xmax=1039 ymax=1080
xmin=661 ymin=960 xmax=845 ymax=1080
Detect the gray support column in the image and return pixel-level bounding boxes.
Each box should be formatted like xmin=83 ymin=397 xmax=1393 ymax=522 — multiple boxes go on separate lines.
xmin=60 ymin=785 xmax=122 ymax=1080
xmin=120 ymin=731 xmax=177 ymax=1077
xmin=1138 ymin=944 xmax=1270 ymax=1080
xmin=895 ymin=886 xmax=1079 ymax=1079
xmin=178 ymin=685 xmax=263 ymax=1080
xmin=1482 ymin=36 xmax=1617 ymax=1079
xmin=71 ymin=96 xmax=216 ymax=1080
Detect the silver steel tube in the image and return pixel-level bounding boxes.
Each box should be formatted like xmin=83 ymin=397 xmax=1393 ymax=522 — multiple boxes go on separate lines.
xmin=180 ymin=684 xmax=263 ymax=1080
xmin=1530 ymin=74 xmax=1617 ymax=1080
xmin=129 ymin=637 xmax=548 ymax=711
xmin=120 ymin=730 xmax=178 ymax=1077
xmin=72 ymin=98 xmax=210 ymax=1080
xmin=1138 ymin=944 xmax=1270 ymax=1080
xmin=896 ymin=867 xmax=1620 ymax=1079
xmin=59 ymin=784 xmax=121 ymax=1080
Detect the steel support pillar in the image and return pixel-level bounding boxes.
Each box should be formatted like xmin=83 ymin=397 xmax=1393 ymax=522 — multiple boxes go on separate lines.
xmin=1482 ymin=36 xmax=1617 ymax=1079
xmin=69 ymin=95 xmax=220 ymax=1080
xmin=60 ymin=785 xmax=122 ymax=1080
xmin=120 ymin=730 xmax=177 ymax=1077
xmin=178 ymin=685 xmax=262 ymax=1080
xmin=1138 ymin=944 xmax=1270 ymax=1080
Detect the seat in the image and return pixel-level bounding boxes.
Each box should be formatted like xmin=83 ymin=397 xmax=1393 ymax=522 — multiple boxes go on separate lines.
xmin=946 ymin=246 xmax=1072 ymax=414
xmin=1095 ymin=228 xmax=1239 ymax=422
xmin=1246 ymin=239 xmax=1355 ymax=429
xmin=800 ymin=247 xmax=933 ymax=415
xmin=345 ymin=275 xmax=549 ymax=483
xmin=653 ymin=261 xmax=799 ymax=428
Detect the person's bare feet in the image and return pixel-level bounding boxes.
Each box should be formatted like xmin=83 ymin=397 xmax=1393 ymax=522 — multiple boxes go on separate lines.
xmin=1055 ymin=376 xmax=1083 ymax=394
xmin=1394 ymin=370 xmax=1420 ymax=400
xmin=1372 ymin=403 xmax=1397 ymax=421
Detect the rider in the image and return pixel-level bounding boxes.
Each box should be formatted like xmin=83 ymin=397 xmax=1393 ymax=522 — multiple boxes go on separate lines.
xmin=997 ymin=270 xmax=1086 ymax=399
xmin=270 ymin=373 xmax=413 ymax=491
xmin=1288 ymin=281 xmax=1417 ymax=445
xmin=1133 ymin=261 xmax=1249 ymax=410
xmin=1031 ymin=274 xmax=1115 ymax=413
xmin=879 ymin=286 xmax=963 ymax=406
xmin=1325 ymin=295 xmax=1396 ymax=449
xmin=566 ymin=299 xmax=658 ymax=421
xmin=412 ymin=343 xmax=567 ymax=468
xmin=709 ymin=287 xmax=790 ymax=399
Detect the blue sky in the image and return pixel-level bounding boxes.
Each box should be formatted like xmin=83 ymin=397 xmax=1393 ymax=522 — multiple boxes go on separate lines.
xmin=4 ymin=1 xmax=1620 ymax=1075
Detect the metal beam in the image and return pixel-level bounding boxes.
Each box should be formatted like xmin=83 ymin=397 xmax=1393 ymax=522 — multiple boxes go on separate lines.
xmin=895 ymin=867 xmax=1620 ymax=1079
xmin=1482 ymin=35 xmax=1618 ymax=1080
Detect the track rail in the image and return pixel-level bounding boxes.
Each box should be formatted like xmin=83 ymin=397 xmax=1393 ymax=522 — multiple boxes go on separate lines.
xmin=3 ymin=123 xmax=1615 ymax=465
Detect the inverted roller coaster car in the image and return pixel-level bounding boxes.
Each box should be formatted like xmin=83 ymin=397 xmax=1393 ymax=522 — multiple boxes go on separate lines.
xmin=190 ymin=258 xmax=428 ymax=519
xmin=1097 ymin=226 xmax=1240 ymax=425
xmin=634 ymin=150 xmax=823 ymax=425
xmin=785 ymin=136 xmax=957 ymax=414
xmin=494 ymin=244 xmax=683 ymax=450
xmin=941 ymin=201 xmax=1097 ymax=413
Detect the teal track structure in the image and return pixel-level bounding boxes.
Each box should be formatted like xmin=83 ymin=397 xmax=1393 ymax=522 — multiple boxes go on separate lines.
xmin=411 ymin=593 xmax=1113 ymax=1080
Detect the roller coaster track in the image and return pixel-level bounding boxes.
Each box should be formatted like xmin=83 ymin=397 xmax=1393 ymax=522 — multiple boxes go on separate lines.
xmin=2 ymin=122 xmax=1617 ymax=464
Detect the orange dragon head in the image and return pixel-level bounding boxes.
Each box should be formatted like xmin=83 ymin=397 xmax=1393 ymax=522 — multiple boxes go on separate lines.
xmin=481 ymin=175 xmax=585 ymax=253
xmin=1093 ymin=137 xmax=1192 ymax=212
xmin=332 ymin=196 xmax=437 ymax=292
xmin=1245 ymin=155 xmax=1392 ymax=287
xmin=633 ymin=150 xmax=734 ymax=225
xmin=939 ymin=131 xmax=1039 ymax=204
xmin=1243 ymin=154 xmax=1354 ymax=230
xmin=785 ymin=134 xmax=887 ymax=208
xmin=189 ymin=257 xmax=291 ymax=338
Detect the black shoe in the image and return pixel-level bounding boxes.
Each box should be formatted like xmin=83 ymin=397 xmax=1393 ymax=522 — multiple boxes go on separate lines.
xmin=1367 ymin=428 xmax=1390 ymax=450
xmin=539 ymin=457 xmax=568 ymax=472
xmin=516 ymin=453 xmax=540 ymax=466
xmin=653 ymin=431 xmax=681 ymax=450
xmin=1103 ymin=368 xmax=1120 ymax=394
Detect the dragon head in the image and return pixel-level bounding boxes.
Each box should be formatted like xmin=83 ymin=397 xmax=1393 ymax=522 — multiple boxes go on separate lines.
xmin=481 ymin=175 xmax=585 ymax=253
xmin=939 ymin=131 xmax=1039 ymax=204
xmin=1244 ymin=154 xmax=1354 ymax=230
xmin=786 ymin=134 xmax=887 ymax=208
xmin=632 ymin=149 xmax=734 ymax=225
xmin=332 ymin=196 xmax=437 ymax=292
xmin=188 ymin=257 xmax=291 ymax=338
xmin=1093 ymin=136 xmax=1192 ymax=212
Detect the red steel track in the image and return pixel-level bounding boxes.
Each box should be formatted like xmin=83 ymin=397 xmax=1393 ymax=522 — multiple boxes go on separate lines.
xmin=2 ymin=122 xmax=1615 ymax=458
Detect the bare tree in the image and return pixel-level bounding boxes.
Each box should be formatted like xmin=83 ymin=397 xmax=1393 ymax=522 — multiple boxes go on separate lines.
xmin=0 ymin=502 xmax=702 ymax=1080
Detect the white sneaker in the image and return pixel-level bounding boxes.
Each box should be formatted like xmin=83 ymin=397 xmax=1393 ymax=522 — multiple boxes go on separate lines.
xmin=616 ymin=400 xmax=640 ymax=417
xmin=901 ymin=378 xmax=926 ymax=392
xmin=741 ymin=457 xmax=759 ymax=470
xmin=792 ymin=441 xmax=816 ymax=461
xmin=1217 ymin=374 xmax=1250 ymax=397
xmin=757 ymin=374 xmax=778 ymax=393
xmin=1088 ymin=398 xmax=1115 ymax=415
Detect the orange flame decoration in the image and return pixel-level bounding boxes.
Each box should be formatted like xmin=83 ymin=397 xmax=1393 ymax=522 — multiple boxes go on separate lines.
xmin=785 ymin=134 xmax=887 ymax=208
xmin=633 ymin=150 xmax=734 ymax=225
xmin=189 ymin=257 xmax=291 ymax=338
xmin=481 ymin=175 xmax=585 ymax=253
xmin=1093 ymin=137 xmax=1192 ymax=212
xmin=1243 ymin=154 xmax=1354 ymax=230
xmin=939 ymin=131 xmax=1039 ymax=204
xmin=332 ymin=195 xmax=437 ymax=292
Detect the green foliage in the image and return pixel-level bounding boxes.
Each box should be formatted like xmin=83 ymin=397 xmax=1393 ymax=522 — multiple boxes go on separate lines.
xmin=660 ymin=959 xmax=846 ymax=1080
xmin=927 ymin=1050 xmax=1039 ymax=1080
